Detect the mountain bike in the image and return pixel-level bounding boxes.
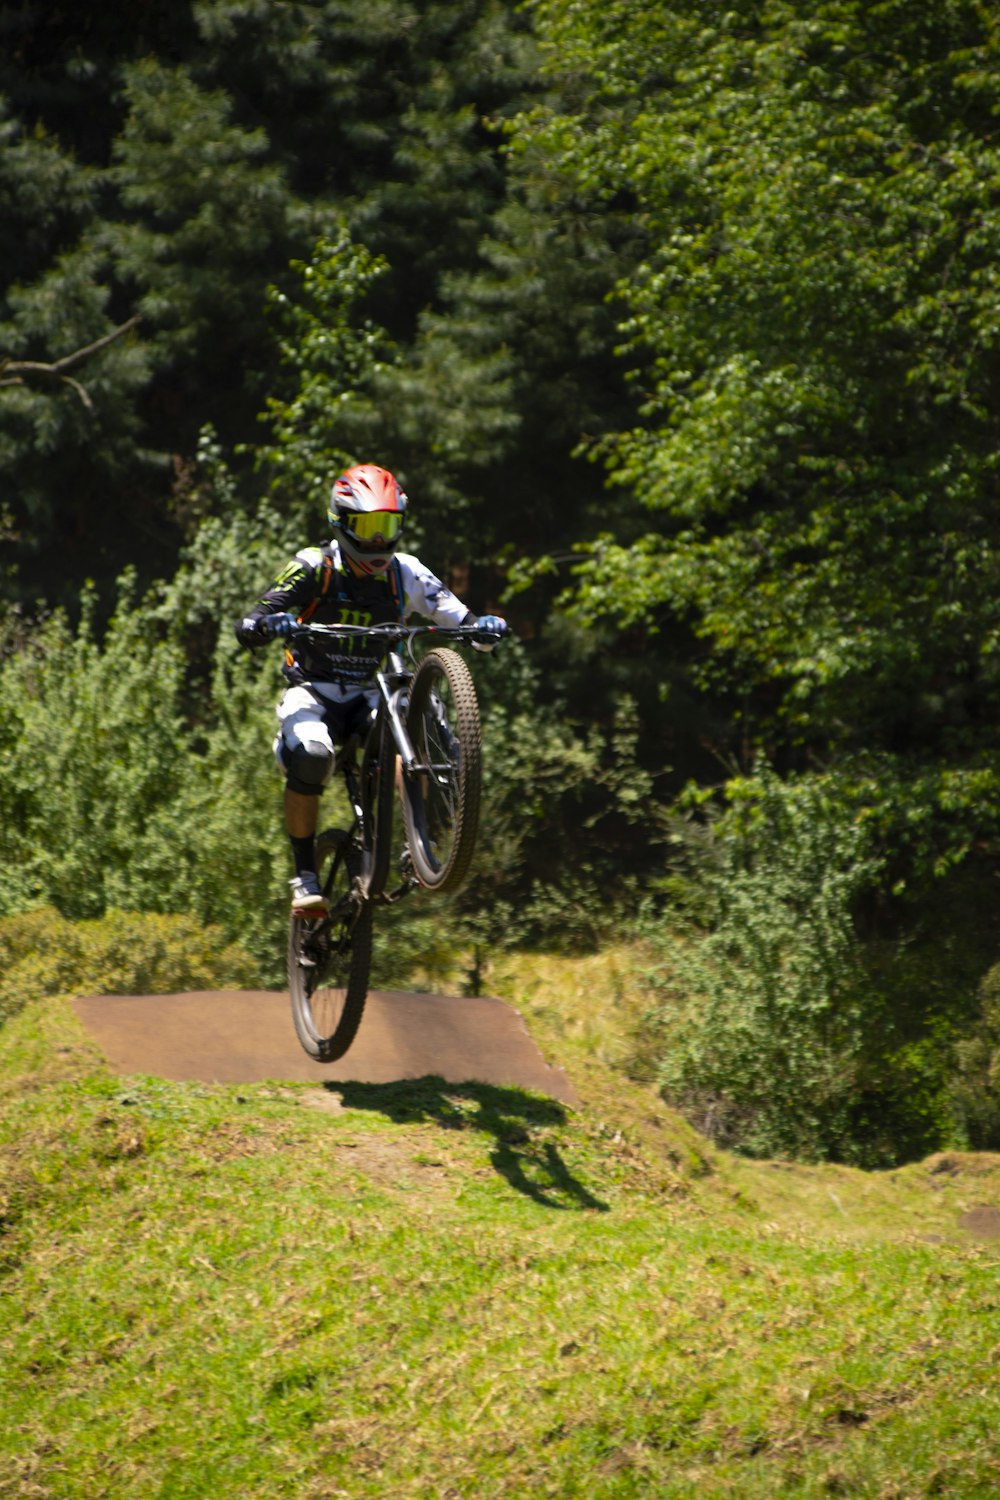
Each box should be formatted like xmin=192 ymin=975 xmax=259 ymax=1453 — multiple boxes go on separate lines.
xmin=286 ymin=620 xmax=503 ymax=1062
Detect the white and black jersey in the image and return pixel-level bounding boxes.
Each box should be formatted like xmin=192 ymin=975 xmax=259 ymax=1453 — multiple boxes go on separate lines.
xmin=236 ymin=542 xmax=471 ymax=690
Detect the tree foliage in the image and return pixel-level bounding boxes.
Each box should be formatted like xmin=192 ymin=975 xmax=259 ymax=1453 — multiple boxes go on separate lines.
xmin=527 ymin=0 xmax=1000 ymax=766
xmin=0 ymin=0 xmax=540 ymax=606
xmin=513 ymin=0 xmax=1000 ymax=1156
xmin=254 ymin=230 xmax=397 ymax=528
xmin=6 ymin=0 xmax=1000 ymax=1162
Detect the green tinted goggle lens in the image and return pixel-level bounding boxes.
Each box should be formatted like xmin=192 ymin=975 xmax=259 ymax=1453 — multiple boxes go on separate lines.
xmin=345 ymin=511 xmax=403 ymax=543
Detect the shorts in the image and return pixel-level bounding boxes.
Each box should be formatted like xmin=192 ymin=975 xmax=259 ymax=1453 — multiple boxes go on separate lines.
xmin=273 ymin=683 xmax=377 ymax=793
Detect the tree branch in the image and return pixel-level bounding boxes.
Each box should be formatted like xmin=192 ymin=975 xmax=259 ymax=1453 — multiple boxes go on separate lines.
xmin=0 ymin=315 xmax=142 ymax=411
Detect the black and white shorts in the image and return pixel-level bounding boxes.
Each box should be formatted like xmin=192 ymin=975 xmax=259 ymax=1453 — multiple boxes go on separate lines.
xmin=273 ymin=683 xmax=377 ymax=787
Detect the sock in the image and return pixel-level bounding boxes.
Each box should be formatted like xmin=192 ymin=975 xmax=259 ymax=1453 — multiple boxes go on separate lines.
xmin=290 ymin=834 xmax=317 ymax=877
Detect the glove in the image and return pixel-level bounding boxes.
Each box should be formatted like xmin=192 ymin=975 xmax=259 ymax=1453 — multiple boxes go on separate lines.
xmin=477 ymin=615 xmax=508 ymax=636
xmin=259 ymin=611 xmax=298 ymax=640
xmin=472 ymin=614 xmax=509 ymax=652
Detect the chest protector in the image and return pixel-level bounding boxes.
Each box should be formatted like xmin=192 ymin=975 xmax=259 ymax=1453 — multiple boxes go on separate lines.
xmin=286 ymin=547 xmax=405 ymax=688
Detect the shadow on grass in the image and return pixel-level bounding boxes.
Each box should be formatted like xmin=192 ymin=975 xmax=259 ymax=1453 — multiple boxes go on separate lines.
xmin=329 ymin=1076 xmax=610 ymax=1213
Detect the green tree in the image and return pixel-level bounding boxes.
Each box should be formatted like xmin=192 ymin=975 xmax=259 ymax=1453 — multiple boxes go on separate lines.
xmin=252 ymin=230 xmax=397 ymax=529
xmin=521 ymin=0 xmax=1000 ymax=854
xmin=1 ymin=1 xmax=542 ymax=611
xmin=106 ymin=60 xmax=328 ymax=397
xmin=496 ymin=0 xmax=1000 ymax=1164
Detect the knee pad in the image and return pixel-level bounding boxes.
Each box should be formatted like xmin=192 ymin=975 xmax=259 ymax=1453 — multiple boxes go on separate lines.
xmin=282 ymin=738 xmax=333 ymax=796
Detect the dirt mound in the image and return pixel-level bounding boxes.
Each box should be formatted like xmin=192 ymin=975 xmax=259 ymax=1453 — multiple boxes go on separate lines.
xmin=71 ymin=989 xmax=579 ymax=1104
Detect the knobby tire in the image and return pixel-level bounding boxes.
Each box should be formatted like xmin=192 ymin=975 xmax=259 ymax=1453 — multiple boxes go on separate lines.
xmin=401 ymin=647 xmax=482 ymax=892
xmin=288 ymin=828 xmax=371 ymax=1061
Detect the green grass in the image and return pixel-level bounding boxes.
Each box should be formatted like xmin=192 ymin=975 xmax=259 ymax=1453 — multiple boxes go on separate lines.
xmin=3 ymin=974 xmax=1000 ymax=1499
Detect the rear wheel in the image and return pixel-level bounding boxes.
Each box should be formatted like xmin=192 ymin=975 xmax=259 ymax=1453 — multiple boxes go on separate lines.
xmin=288 ymin=828 xmax=371 ymax=1061
xmin=400 ymin=648 xmax=481 ymax=892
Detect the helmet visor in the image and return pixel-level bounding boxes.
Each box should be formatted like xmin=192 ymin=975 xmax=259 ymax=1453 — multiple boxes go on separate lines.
xmin=340 ymin=510 xmax=404 ymax=548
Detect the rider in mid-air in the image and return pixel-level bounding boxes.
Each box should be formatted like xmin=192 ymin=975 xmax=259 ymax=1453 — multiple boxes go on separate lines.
xmin=236 ymin=463 xmax=507 ymax=915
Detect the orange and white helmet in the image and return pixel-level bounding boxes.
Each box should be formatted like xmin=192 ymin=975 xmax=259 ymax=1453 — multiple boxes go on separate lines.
xmin=329 ymin=464 xmax=407 ymax=573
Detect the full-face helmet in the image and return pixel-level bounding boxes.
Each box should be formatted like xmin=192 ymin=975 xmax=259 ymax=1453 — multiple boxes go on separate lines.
xmin=328 ymin=464 xmax=407 ymax=573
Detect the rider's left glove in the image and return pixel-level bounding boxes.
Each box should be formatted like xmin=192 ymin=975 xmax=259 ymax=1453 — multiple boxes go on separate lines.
xmin=259 ymin=611 xmax=298 ymax=640
xmin=472 ymin=614 xmax=510 ymax=653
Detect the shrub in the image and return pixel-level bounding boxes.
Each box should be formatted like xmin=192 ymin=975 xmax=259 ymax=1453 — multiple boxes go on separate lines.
xmin=0 ymin=579 xmax=191 ymax=920
xmin=0 ymin=907 xmax=259 ymax=1027
xmin=1 ymin=565 xmax=667 ymax=986
xmin=949 ymin=963 xmax=1000 ymax=1150
xmin=0 ymin=569 xmax=294 ymax=978
xmin=647 ymin=768 xmax=883 ymax=1162
xmin=643 ymin=764 xmax=1000 ymax=1165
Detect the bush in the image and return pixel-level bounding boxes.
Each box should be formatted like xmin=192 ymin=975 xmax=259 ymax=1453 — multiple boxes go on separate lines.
xmin=1 ymin=565 xmax=669 ymax=986
xmin=0 ymin=907 xmax=259 ymax=1027
xmin=643 ymin=764 xmax=1000 ymax=1165
xmin=950 ymin=963 xmax=1000 ymax=1150
xmin=0 ymin=569 xmax=295 ymax=979
xmin=646 ymin=768 xmax=882 ymax=1162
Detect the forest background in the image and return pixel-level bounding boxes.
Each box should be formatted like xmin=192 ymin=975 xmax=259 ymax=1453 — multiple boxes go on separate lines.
xmin=4 ymin=0 xmax=1000 ymax=1168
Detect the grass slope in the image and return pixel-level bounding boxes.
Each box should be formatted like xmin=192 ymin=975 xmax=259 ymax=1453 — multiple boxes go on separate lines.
xmin=2 ymin=958 xmax=1000 ymax=1499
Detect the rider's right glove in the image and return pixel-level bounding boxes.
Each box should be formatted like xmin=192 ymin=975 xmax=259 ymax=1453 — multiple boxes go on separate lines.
xmin=472 ymin=614 xmax=510 ymax=653
xmin=259 ymin=611 xmax=298 ymax=640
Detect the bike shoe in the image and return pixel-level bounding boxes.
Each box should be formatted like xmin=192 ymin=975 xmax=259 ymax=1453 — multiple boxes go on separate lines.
xmin=290 ymin=871 xmax=327 ymax=916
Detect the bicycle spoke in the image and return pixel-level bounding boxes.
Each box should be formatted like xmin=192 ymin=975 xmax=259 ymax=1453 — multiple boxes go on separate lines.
xmin=400 ymin=649 xmax=482 ymax=892
xmin=288 ymin=828 xmax=371 ymax=1061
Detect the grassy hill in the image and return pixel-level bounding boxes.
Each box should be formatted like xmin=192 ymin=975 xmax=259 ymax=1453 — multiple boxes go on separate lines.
xmin=3 ymin=953 xmax=1000 ymax=1498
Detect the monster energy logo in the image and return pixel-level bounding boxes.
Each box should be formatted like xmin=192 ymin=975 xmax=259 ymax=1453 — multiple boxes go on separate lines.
xmin=336 ymin=606 xmax=371 ymax=652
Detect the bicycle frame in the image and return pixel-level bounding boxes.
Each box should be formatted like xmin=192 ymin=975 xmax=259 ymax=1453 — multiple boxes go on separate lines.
xmin=291 ymin=622 xmax=498 ymax=903
xmin=286 ymin=620 xmax=498 ymax=1060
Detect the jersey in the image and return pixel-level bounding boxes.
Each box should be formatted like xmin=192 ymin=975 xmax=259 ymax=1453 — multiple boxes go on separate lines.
xmin=237 ymin=542 xmax=471 ymax=689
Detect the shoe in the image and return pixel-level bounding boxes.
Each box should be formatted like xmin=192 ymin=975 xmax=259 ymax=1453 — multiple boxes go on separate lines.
xmin=290 ymin=871 xmax=326 ymax=916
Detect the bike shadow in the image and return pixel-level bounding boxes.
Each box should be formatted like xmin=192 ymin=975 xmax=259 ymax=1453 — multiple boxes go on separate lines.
xmin=326 ymin=1076 xmax=610 ymax=1213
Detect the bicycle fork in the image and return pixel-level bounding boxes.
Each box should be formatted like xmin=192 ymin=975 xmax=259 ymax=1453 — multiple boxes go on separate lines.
xmin=376 ymin=660 xmax=417 ymax=775
xmin=343 ymin=671 xmax=419 ymax=906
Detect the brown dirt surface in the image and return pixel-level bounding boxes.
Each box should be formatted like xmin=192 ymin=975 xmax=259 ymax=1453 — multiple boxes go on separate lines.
xmin=958 ymin=1205 xmax=1000 ymax=1239
xmin=70 ymin=989 xmax=580 ymax=1105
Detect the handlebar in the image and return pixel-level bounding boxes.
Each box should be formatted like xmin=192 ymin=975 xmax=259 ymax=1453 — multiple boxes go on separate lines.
xmin=292 ymin=621 xmax=506 ymax=648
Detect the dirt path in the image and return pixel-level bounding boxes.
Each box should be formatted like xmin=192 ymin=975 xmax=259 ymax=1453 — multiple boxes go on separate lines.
xmin=71 ymin=989 xmax=579 ymax=1104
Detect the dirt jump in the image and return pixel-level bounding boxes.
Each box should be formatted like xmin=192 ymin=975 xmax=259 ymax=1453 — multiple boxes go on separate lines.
xmin=71 ymin=989 xmax=580 ymax=1105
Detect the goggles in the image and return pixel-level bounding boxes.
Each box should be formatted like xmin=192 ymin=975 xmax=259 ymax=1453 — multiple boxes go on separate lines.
xmin=340 ymin=510 xmax=404 ymax=546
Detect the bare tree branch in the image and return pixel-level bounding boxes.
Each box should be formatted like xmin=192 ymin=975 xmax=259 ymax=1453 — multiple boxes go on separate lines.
xmin=0 ymin=315 xmax=142 ymax=411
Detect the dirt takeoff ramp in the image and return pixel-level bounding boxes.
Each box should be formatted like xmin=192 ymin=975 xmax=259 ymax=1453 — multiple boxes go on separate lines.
xmin=71 ymin=990 xmax=579 ymax=1106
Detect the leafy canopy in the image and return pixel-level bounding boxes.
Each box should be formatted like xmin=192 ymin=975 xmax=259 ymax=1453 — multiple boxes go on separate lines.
xmin=526 ymin=0 xmax=1000 ymax=761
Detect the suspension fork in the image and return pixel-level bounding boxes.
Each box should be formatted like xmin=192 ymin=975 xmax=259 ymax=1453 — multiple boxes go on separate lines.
xmin=376 ymin=651 xmax=417 ymax=773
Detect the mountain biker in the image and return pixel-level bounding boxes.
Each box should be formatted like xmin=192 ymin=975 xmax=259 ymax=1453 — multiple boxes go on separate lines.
xmin=236 ymin=463 xmax=508 ymax=915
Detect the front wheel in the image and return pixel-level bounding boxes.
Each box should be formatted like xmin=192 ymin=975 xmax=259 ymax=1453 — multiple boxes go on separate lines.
xmin=288 ymin=828 xmax=371 ymax=1061
xmin=400 ymin=647 xmax=482 ymax=892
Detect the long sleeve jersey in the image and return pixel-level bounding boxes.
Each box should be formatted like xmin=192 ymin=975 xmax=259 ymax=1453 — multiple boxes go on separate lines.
xmin=236 ymin=541 xmax=471 ymax=689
